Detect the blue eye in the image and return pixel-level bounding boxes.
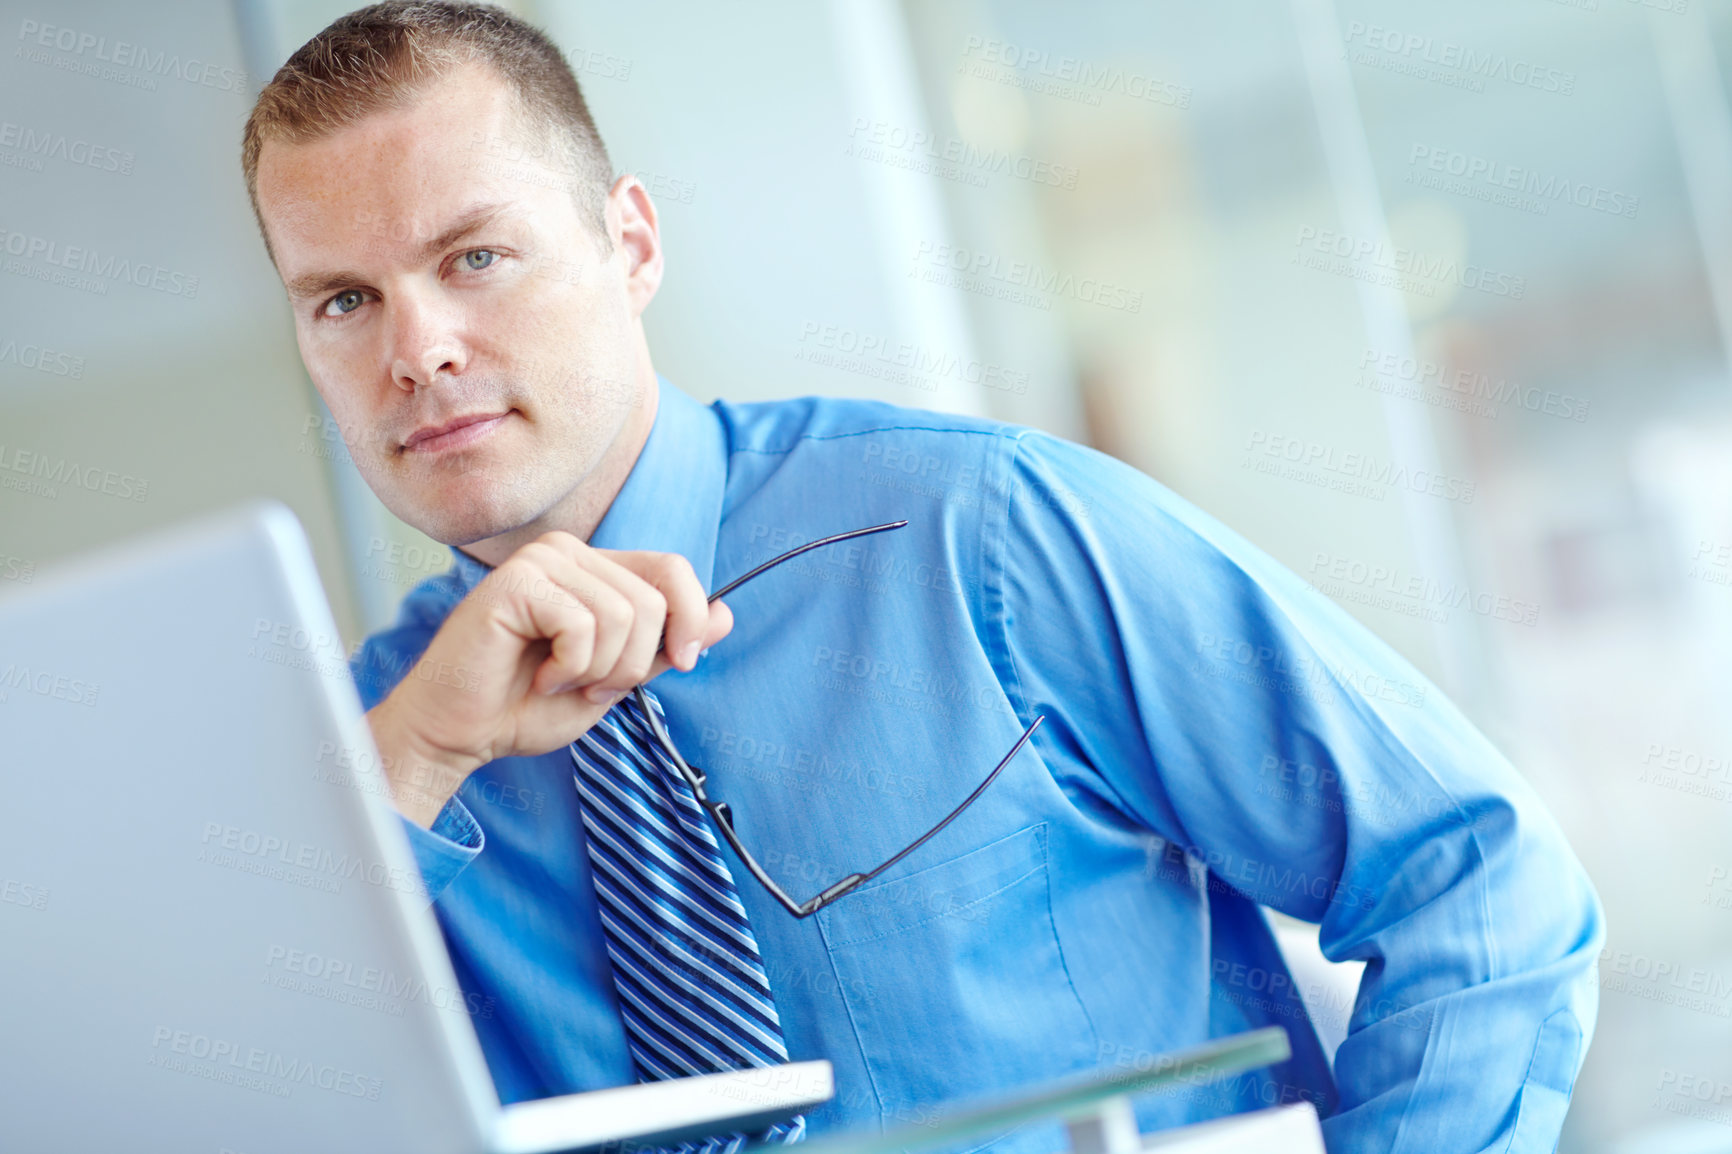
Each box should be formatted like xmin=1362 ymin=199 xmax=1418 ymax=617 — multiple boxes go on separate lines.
xmin=462 ymin=249 xmax=498 ymax=271
xmin=323 ymin=289 xmax=367 ymax=317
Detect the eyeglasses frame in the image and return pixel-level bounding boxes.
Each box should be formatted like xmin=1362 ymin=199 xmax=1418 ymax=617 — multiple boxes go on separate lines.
xmin=635 ymin=520 xmax=1045 ymax=919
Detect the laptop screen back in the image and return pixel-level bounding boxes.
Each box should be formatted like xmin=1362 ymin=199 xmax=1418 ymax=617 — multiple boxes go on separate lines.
xmin=0 ymin=502 xmax=498 ymax=1154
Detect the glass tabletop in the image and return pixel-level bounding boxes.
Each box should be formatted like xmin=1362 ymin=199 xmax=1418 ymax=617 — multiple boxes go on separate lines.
xmin=747 ymin=1026 xmax=1292 ymax=1154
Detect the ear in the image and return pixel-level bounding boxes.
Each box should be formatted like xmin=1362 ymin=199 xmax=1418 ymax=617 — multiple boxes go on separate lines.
xmin=606 ymin=174 xmax=663 ymax=318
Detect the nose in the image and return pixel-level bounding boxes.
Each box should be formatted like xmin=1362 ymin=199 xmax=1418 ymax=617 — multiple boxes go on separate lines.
xmin=386 ymin=288 xmax=468 ymax=392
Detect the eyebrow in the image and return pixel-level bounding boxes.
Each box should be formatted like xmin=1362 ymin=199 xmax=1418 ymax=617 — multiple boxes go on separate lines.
xmin=283 ymin=202 xmax=510 ymax=301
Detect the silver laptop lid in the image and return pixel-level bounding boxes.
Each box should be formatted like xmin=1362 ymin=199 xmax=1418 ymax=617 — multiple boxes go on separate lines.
xmin=0 ymin=501 xmax=499 ymax=1154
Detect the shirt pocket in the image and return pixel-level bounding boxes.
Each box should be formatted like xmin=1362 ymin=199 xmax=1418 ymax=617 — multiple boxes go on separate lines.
xmin=815 ymin=823 xmax=1100 ymax=1133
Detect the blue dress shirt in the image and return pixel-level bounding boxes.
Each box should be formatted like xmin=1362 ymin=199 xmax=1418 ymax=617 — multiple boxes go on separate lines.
xmin=349 ymin=376 xmax=1602 ymax=1154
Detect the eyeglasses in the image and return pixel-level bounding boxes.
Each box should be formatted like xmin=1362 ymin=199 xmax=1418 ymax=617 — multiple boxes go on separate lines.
xmin=637 ymin=520 xmax=1045 ymax=919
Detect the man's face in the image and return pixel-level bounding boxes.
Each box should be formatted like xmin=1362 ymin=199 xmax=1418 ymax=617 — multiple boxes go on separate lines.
xmin=256 ymin=64 xmax=655 ymax=547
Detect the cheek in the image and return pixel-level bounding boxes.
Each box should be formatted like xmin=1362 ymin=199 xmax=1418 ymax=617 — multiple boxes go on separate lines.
xmin=298 ymin=326 xmax=352 ymax=391
xmin=493 ymin=290 xmax=616 ymax=392
xmin=299 ymin=369 xmax=379 ymax=460
xmin=515 ymin=274 xmax=594 ymax=336
xmin=297 ymin=326 xmax=383 ymax=429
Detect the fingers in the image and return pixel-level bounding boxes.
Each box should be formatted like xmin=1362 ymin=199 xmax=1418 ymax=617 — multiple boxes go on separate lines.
xmin=645 ymin=598 xmax=734 ymax=683
xmin=478 ymin=535 xmax=721 ymax=707
xmin=479 ymin=541 xmax=617 ymax=698
xmin=702 ymin=598 xmax=734 ymax=649
xmin=392 ymin=533 xmax=731 ymax=783
xmin=608 ymin=551 xmax=712 ymax=672
xmin=573 ymin=550 xmax=671 ymax=702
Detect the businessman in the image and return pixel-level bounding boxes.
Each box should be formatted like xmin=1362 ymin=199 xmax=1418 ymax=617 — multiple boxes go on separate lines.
xmin=243 ymin=4 xmax=1602 ymax=1151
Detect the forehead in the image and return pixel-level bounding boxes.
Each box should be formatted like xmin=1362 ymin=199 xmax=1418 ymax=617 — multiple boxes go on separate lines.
xmin=256 ymin=64 xmax=562 ymax=268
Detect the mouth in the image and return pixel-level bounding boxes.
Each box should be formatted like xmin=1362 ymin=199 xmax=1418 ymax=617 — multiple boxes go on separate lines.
xmin=403 ymin=410 xmax=512 ymax=454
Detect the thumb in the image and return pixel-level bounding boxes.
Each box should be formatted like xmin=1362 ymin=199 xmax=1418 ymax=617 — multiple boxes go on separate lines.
xmin=649 ymin=599 xmax=733 ymax=681
xmin=701 ymin=599 xmax=734 ymax=648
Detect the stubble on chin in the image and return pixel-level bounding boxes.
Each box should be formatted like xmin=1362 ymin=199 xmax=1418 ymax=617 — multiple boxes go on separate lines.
xmin=356 ymin=360 xmax=642 ymax=550
xmin=360 ymin=449 xmax=520 ymax=548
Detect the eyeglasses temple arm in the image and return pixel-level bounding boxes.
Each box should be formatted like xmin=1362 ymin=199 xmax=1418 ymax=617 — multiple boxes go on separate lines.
xmin=636 ymin=685 xmax=814 ymax=919
xmin=849 ymin=713 xmax=1046 ymax=893
xmin=709 ymin=806 xmax=811 ymax=919
xmin=708 ymin=520 xmax=909 ymax=603
xmin=653 ymin=521 xmax=911 ymax=665
xmin=652 ymin=520 xmax=911 ymax=666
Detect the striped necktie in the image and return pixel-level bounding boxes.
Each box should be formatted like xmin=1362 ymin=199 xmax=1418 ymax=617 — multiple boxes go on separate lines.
xmin=570 ymin=687 xmax=805 ymax=1154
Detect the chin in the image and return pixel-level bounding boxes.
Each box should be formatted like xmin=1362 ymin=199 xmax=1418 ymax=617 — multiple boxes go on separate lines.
xmin=395 ymin=474 xmax=562 ymax=549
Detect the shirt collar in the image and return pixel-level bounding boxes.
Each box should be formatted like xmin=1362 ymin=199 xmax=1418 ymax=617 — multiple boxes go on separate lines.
xmin=446 ymin=374 xmax=727 ymax=593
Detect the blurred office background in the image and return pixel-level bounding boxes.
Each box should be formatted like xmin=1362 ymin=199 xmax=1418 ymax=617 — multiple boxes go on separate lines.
xmin=3 ymin=0 xmax=1730 ymax=1148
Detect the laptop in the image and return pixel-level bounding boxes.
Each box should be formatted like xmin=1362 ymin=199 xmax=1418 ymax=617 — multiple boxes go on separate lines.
xmin=0 ymin=500 xmax=833 ymax=1154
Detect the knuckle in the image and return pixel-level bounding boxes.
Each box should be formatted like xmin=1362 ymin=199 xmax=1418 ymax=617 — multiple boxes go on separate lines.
xmin=596 ymin=585 xmax=634 ymax=625
xmin=566 ymin=607 xmax=597 ymax=640
xmin=490 ymin=557 xmax=535 ymax=593
xmin=512 ymin=544 xmax=554 ymax=573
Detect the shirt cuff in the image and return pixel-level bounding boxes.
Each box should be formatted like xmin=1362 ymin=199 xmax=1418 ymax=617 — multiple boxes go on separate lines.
xmin=399 ymin=795 xmax=484 ymax=905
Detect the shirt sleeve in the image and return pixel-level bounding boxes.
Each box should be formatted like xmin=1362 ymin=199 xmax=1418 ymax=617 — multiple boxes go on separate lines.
xmin=984 ymin=429 xmax=1603 ymax=1153
xmin=400 ymin=794 xmax=485 ymax=905
xmin=347 ymin=586 xmax=487 ymax=904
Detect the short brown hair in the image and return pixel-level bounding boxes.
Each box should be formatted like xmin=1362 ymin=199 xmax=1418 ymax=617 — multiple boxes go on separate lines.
xmin=241 ymin=1 xmax=613 ymax=261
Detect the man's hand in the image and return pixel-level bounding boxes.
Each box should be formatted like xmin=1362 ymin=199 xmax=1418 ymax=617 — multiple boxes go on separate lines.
xmin=364 ymin=532 xmax=733 ymax=827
